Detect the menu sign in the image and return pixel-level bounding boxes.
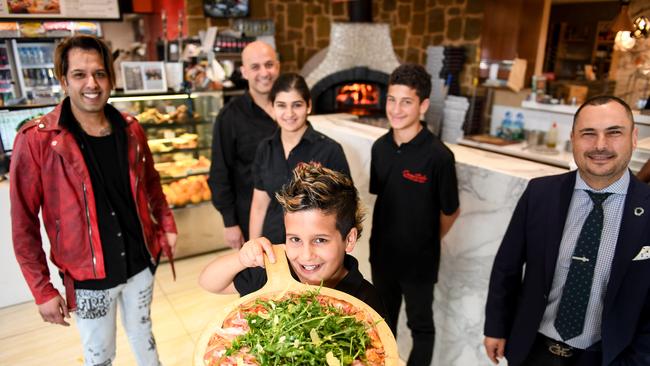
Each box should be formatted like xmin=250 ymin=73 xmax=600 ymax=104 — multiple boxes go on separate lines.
xmin=0 ymin=0 xmax=119 ymax=20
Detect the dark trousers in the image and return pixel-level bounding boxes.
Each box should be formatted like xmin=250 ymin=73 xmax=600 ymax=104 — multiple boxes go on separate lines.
xmin=522 ymin=333 xmax=602 ymax=366
xmin=371 ymin=266 xmax=435 ymax=366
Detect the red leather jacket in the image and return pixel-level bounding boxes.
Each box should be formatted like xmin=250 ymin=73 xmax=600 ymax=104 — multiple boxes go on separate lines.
xmin=10 ymin=102 xmax=177 ymax=310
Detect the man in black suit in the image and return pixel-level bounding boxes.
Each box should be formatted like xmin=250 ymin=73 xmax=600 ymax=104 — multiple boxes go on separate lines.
xmin=484 ymin=95 xmax=650 ymax=365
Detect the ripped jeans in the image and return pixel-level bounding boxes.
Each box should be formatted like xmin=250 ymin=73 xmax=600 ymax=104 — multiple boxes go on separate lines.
xmin=74 ymin=268 xmax=161 ymax=366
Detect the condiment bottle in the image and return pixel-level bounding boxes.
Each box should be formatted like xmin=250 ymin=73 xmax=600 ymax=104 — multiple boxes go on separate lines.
xmin=546 ymin=122 xmax=558 ymax=149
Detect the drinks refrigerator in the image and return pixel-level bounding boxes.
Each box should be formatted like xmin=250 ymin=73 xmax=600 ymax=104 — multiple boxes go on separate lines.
xmin=9 ymin=40 xmax=60 ymax=102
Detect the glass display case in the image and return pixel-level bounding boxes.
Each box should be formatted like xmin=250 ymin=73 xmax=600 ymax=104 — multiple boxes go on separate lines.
xmin=109 ymin=90 xmax=227 ymax=258
xmin=0 ymin=92 xmax=227 ymax=258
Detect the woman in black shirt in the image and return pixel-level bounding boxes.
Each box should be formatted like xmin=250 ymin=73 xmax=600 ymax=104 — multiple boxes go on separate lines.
xmin=249 ymin=73 xmax=350 ymax=244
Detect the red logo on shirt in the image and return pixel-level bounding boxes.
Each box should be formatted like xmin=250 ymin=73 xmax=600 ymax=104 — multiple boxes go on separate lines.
xmin=402 ymin=169 xmax=428 ymax=184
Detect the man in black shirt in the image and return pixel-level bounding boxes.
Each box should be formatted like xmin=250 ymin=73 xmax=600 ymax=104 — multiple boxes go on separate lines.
xmin=10 ymin=35 xmax=176 ymax=366
xmin=64 ymin=99 xmax=152 ymax=291
xmin=370 ymin=64 xmax=460 ymax=366
xmin=208 ymin=40 xmax=279 ymax=248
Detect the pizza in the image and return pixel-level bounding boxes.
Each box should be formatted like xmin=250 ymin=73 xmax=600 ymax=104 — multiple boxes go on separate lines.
xmin=202 ymin=289 xmax=386 ymax=366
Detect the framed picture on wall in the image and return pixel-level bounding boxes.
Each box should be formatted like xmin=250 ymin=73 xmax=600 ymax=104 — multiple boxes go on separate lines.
xmin=120 ymin=62 xmax=167 ymax=94
xmin=203 ymin=0 xmax=249 ymax=18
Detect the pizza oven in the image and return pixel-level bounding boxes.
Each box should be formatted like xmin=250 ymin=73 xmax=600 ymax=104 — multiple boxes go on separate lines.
xmin=310 ymin=67 xmax=388 ymax=116
xmin=301 ymin=9 xmax=400 ymax=117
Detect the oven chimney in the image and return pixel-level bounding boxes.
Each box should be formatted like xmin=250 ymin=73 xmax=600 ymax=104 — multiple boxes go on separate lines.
xmin=347 ymin=0 xmax=372 ymax=22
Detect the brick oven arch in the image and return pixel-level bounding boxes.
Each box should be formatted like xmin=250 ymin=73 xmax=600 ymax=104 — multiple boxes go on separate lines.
xmin=311 ymin=67 xmax=389 ymax=115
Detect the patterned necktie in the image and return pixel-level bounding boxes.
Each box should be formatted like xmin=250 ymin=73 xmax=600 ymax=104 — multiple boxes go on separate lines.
xmin=554 ymin=191 xmax=612 ymax=341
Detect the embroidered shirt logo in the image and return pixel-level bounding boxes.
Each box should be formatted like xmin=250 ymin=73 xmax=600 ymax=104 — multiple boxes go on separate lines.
xmin=402 ymin=169 xmax=428 ymax=183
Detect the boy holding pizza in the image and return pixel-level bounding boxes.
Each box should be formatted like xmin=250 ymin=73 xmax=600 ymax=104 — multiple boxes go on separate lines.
xmin=199 ymin=162 xmax=386 ymax=317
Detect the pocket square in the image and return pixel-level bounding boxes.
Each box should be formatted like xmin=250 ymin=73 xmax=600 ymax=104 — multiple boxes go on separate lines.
xmin=633 ymin=246 xmax=650 ymax=261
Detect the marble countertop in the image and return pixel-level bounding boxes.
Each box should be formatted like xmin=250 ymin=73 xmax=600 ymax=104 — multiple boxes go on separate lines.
xmin=457 ymin=138 xmax=574 ymax=169
xmin=521 ymin=100 xmax=650 ymax=126
xmin=457 ymin=134 xmax=650 ymax=173
xmin=310 ymin=114 xmax=568 ymax=180
xmin=449 ymin=143 xmax=568 ymax=178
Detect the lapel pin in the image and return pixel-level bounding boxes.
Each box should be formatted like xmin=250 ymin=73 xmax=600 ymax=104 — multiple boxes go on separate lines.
xmin=634 ymin=207 xmax=644 ymax=216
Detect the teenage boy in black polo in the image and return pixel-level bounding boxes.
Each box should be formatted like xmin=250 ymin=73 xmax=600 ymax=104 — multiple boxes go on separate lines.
xmin=369 ymin=63 xmax=460 ymax=366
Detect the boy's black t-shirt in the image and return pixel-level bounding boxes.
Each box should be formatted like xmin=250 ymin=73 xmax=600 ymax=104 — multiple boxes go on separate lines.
xmin=233 ymin=254 xmax=387 ymax=319
xmin=369 ymin=124 xmax=459 ymax=281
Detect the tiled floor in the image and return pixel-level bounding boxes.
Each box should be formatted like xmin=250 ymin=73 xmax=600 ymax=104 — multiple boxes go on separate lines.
xmin=0 ymin=250 xmax=239 ymax=366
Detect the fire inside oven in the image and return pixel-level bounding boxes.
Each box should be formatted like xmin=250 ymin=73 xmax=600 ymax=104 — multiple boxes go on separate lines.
xmin=335 ymin=82 xmax=380 ymax=116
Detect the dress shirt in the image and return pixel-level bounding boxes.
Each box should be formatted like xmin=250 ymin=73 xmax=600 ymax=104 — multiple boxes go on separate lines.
xmin=62 ymin=99 xmax=151 ymax=290
xmin=539 ymin=170 xmax=629 ymax=348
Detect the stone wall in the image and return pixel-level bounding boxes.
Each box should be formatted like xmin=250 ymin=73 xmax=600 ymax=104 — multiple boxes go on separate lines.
xmin=185 ymin=0 xmax=484 ymax=93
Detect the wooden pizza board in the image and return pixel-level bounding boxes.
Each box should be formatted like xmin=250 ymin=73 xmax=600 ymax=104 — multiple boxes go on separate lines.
xmin=465 ymin=134 xmax=520 ymax=146
xmin=194 ymin=245 xmax=399 ymax=365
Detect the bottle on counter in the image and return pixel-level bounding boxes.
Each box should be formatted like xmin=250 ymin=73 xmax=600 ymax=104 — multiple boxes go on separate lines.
xmin=546 ymin=122 xmax=558 ymax=149
xmin=513 ymin=112 xmax=525 ymax=141
xmin=498 ymin=111 xmax=513 ymax=140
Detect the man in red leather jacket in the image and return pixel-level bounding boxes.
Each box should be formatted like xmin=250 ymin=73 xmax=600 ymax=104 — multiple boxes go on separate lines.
xmin=10 ymin=35 xmax=177 ymax=366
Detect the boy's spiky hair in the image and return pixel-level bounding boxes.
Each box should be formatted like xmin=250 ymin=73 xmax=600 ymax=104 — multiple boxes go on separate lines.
xmin=276 ymin=162 xmax=363 ymax=238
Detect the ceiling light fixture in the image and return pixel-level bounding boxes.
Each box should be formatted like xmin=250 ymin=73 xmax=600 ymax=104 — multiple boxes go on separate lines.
xmin=632 ymin=16 xmax=650 ymax=39
xmin=612 ymin=0 xmax=636 ymax=51
xmin=615 ymin=31 xmax=636 ymax=51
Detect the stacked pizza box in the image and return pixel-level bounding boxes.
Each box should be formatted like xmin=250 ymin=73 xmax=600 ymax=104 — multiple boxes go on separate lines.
xmin=441 ymin=95 xmax=469 ymax=144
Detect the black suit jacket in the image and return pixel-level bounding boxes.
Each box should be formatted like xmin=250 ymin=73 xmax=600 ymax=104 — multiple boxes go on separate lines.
xmin=484 ymin=170 xmax=650 ymax=366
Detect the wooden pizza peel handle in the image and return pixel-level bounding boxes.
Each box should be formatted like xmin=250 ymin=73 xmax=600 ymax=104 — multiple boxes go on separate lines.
xmin=261 ymin=244 xmax=298 ymax=291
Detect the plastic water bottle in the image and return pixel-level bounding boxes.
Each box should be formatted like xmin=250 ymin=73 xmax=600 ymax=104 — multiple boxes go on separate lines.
xmin=513 ymin=112 xmax=525 ymax=140
xmin=499 ymin=111 xmax=513 ymax=140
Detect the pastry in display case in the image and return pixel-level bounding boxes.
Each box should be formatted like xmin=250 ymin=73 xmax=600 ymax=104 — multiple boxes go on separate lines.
xmin=109 ymin=91 xmax=227 ymax=257
xmin=109 ymin=91 xmax=221 ymax=191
